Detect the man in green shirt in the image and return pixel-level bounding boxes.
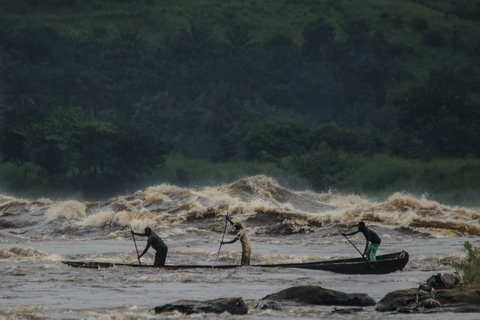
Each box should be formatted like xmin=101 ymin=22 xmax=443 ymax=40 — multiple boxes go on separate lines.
xmin=342 ymin=221 xmax=381 ymax=261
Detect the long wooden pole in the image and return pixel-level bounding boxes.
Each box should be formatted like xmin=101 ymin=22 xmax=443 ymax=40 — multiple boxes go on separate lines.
xmin=130 ymin=225 xmax=142 ymax=266
xmin=213 ymin=210 xmax=229 ymax=269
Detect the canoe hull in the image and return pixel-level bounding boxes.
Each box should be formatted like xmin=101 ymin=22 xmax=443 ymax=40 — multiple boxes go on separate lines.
xmin=259 ymin=251 xmax=409 ymax=274
xmin=63 ymin=251 xmax=408 ymax=274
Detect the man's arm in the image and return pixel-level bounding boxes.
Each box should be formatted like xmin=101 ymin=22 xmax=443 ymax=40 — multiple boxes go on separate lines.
xmin=131 ymin=230 xmax=146 ymax=237
xmin=221 ymin=237 xmax=238 ymax=245
xmin=342 ymin=230 xmax=359 ymax=236
xmin=138 ymin=243 xmax=151 ymax=258
xmin=226 ymin=217 xmax=234 ymax=225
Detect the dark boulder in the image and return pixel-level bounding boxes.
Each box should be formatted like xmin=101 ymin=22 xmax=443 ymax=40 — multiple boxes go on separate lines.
xmin=262 ymin=285 xmax=376 ymax=306
xmin=154 ymin=297 xmax=248 ymax=315
xmin=419 ymin=272 xmax=463 ymax=291
xmin=376 ymin=286 xmax=480 ymax=312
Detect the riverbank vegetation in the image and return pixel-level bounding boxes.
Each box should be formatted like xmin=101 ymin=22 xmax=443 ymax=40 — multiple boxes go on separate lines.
xmin=443 ymin=241 xmax=480 ymax=285
xmin=1 ymin=0 xmax=479 ymax=205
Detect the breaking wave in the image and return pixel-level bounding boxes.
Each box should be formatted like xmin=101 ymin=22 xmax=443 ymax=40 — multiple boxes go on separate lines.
xmin=0 ymin=247 xmax=62 ymax=262
xmin=0 ymin=175 xmax=479 ymax=239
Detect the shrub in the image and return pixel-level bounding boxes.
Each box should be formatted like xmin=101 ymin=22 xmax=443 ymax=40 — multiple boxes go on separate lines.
xmin=451 ymin=241 xmax=480 ymax=285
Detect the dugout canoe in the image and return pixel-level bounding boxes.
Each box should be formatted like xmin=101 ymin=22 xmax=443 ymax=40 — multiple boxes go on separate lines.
xmin=62 ymin=250 xmax=408 ymax=274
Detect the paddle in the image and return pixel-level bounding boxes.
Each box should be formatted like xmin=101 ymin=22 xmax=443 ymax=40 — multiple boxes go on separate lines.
xmin=339 ymin=230 xmax=375 ymax=270
xmin=213 ymin=208 xmax=229 ymax=269
xmin=130 ymin=225 xmax=142 ymax=266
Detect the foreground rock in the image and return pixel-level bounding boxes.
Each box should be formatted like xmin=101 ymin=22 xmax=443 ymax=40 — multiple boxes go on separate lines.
xmin=262 ymin=285 xmax=376 ymax=306
xmin=376 ymin=286 xmax=480 ymax=313
xmin=155 ymin=297 xmax=248 ymax=315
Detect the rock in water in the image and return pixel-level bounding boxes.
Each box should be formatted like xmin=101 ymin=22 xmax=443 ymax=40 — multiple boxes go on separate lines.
xmin=262 ymin=285 xmax=376 ymax=306
xmin=376 ymin=286 xmax=480 ymax=312
xmin=154 ymin=297 xmax=248 ymax=315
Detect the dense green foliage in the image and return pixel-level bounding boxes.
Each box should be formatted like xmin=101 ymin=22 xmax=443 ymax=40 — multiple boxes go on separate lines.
xmin=1 ymin=0 xmax=479 ymax=202
xmin=444 ymin=241 xmax=480 ymax=285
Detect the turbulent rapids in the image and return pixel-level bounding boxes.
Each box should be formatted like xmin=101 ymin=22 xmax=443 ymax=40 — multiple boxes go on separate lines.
xmin=1 ymin=175 xmax=479 ymax=241
xmin=1 ymin=175 xmax=480 ymax=319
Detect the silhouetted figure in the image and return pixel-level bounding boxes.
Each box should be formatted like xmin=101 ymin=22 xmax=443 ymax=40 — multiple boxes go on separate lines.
xmin=342 ymin=221 xmax=381 ymax=261
xmin=131 ymin=227 xmax=168 ymax=267
xmin=221 ymin=218 xmax=251 ymax=266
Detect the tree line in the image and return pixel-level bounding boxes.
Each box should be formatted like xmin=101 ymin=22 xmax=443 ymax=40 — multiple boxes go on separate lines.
xmin=1 ymin=1 xmax=479 ymax=199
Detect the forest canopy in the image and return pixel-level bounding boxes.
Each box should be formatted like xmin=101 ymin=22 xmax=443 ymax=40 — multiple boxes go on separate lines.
xmin=1 ymin=0 xmax=479 ymax=203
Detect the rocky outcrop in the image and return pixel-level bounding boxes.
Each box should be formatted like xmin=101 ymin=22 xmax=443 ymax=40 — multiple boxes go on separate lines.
xmin=154 ymin=297 xmax=248 ymax=315
xmin=420 ymin=272 xmax=463 ymax=291
xmin=262 ymin=285 xmax=376 ymax=306
xmin=377 ymin=273 xmax=480 ymax=313
xmin=376 ymin=286 xmax=480 ymax=313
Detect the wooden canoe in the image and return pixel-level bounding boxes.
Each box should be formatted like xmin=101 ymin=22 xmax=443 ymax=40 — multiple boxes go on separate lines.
xmin=62 ymin=250 xmax=408 ymax=274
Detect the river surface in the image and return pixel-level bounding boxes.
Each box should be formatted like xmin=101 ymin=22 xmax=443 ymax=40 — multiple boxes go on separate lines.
xmin=1 ymin=175 xmax=479 ymax=319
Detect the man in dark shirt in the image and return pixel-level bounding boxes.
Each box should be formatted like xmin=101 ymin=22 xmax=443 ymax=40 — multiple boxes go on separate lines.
xmin=342 ymin=221 xmax=381 ymax=261
xmin=131 ymin=227 xmax=168 ymax=267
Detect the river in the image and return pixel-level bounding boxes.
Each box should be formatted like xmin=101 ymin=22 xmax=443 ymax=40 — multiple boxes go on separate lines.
xmin=1 ymin=175 xmax=479 ymax=319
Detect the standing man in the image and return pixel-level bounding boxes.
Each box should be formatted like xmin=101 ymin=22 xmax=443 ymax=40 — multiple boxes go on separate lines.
xmin=342 ymin=221 xmax=381 ymax=261
xmin=131 ymin=227 xmax=168 ymax=267
xmin=221 ymin=219 xmax=251 ymax=266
